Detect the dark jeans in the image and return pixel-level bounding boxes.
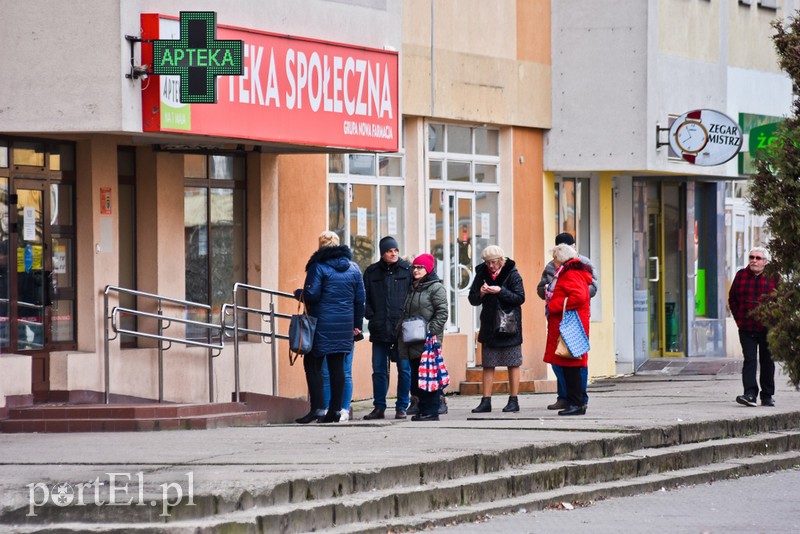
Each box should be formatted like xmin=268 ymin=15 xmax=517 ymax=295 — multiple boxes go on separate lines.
xmin=410 ymin=357 xmax=441 ymax=416
xmin=371 ymin=342 xmax=412 ymax=411
xmin=562 ymin=366 xmax=586 ymax=408
xmin=304 ymin=352 xmax=346 ymax=412
xmin=739 ymin=330 xmax=775 ymax=400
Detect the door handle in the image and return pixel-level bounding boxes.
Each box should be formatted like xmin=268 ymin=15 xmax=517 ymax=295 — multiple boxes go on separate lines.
xmin=648 ymin=256 xmax=660 ymax=282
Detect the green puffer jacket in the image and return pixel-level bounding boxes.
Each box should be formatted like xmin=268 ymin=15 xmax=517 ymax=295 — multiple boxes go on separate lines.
xmin=395 ymin=273 xmax=448 ymax=361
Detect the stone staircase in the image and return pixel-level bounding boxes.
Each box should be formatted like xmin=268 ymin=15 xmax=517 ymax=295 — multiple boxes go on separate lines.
xmin=458 ymin=367 xmax=556 ymax=396
xmin=6 ymin=412 xmax=800 ymax=533
xmin=0 ymin=401 xmax=269 ymax=433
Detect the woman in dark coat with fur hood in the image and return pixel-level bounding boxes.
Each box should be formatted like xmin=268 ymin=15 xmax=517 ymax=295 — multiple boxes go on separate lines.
xmin=468 ymin=245 xmax=526 ymax=413
xmin=294 ymin=231 xmax=365 ymax=424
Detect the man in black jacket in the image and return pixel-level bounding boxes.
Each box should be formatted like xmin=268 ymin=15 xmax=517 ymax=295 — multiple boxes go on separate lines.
xmin=362 ymin=236 xmax=412 ymax=420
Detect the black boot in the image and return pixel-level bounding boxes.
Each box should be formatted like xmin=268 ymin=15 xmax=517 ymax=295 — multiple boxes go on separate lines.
xmin=502 ymin=396 xmax=519 ymax=413
xmin=319 ymin=410 xmax=341 ymax=423
xmin=471 ymin=397 xmax=492 ymax=413
xmin=296 ymin=410 xmax=321 ymax=424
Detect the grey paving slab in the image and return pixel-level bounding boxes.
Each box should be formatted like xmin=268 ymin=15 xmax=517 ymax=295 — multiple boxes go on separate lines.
xmin=0 ymin=362 xmax=798 ymax=527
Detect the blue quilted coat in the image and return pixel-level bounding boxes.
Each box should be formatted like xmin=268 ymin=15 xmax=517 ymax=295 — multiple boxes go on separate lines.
xmin=298 ymin=245 xmax=366 ymax=356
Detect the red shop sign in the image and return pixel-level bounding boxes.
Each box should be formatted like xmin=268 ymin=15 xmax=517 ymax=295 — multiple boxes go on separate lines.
xmin=141 ymin=14 xmax=399 ymax=152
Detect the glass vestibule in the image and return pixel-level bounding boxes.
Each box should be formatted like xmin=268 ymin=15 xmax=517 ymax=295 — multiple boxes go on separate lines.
xmin=0 ymin=139 xmax=77 ymax=402
xmin=632 ymin=181 xmax=686 ymax=363
xmin=427 ymin=122 xmax=500 ymax=366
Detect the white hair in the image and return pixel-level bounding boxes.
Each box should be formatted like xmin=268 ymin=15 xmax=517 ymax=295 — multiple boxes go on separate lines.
xmin=551 ymin=243 xmax=578 ymax=264
xmin=750 ymin=246 xmax=770 ymax=262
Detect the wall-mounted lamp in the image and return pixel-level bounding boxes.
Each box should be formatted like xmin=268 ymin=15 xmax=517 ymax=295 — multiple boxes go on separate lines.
xmin=124 ymin=35 xmax=153 ymax=80
xmin=129 ymin=64 xmax=150 ymax=80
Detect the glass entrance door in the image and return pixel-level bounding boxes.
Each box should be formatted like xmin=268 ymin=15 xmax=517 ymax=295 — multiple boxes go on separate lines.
xmin=633 ymin=181 xmax=686 ymax=363
xmin=8 ymin=178 xmax=76 ymax=400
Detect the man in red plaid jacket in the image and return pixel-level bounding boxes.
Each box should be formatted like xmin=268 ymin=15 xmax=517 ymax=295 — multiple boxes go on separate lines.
xmin=729 ymin=246 xmax=778 ymax=407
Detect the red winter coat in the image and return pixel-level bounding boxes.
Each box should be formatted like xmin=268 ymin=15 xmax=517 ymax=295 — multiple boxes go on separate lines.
xmin=543 ymin=259 xmax=592 ymax=368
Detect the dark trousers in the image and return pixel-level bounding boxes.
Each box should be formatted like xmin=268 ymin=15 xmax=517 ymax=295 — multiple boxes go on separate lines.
xmin=563 ymin=366 xmax=586 ymax=408
xmin=304 ymin=352 xmax=346 ymax=412
xmin=739 ymin=330 xmax=775 ymax=400
xmin=410 ymin=357 xmax=441 ymax=416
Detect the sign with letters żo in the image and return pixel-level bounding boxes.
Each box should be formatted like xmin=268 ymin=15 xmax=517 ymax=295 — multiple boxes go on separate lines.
xmin=668 ymin=109 xmax=743 ymax=166
xmin=151 ymin=12 xmax=243 ymax=104
xmin=141 ymin=13 xmax=399 ymax=152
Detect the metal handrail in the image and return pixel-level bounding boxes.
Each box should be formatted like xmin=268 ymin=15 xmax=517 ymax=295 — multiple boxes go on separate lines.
xmin=103 ymin=285 xmax=221 ymax=404
xmin=226 ymin=282 xmax=295 ymax=401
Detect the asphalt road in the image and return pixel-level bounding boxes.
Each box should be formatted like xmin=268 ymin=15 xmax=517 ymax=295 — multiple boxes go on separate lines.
xmin=433 ymin=467 xmax=800 ymax=534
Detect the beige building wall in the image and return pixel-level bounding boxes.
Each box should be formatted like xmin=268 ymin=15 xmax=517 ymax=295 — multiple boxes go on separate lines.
xmin=403 ymin=0 xmax=551 ymax=128
xmin=658 ymin=0 xmax=720 ymax=62
xmin=728 ymin=1 xmax=786 ymax=72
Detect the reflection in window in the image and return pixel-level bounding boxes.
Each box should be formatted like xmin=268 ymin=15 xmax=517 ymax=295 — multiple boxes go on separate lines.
xmin=350 ymin=184 xmax=377 ymax=270
xmin=328 ymin=144 xmax=405 ymax=273
xmin=447 ymin=126 xmax=471 ymax=153
xmin=50 ymin=144 xmax=75 ymax=172
xmin=0 ymin=178 xmax=8 ymax=349
xmin=12 ymin=142 xmax=45 ymax=167
xmin=555 ymin=177 xmax=590 ymax=258
xmin=184 ymin=155 xmax=246 ymax=340
xmin=447 ymin=161 xmax=470 ymax=182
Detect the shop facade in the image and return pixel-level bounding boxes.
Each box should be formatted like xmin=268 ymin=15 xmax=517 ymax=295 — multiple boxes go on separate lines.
xmin=548 ymin=0 xmax=795 ymax=374
xmin=0 ymin=0 xmax=553 ymax=411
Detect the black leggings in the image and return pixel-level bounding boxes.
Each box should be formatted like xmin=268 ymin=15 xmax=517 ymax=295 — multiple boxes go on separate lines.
xmin=304 ymin=352 xmax=346 ymax=412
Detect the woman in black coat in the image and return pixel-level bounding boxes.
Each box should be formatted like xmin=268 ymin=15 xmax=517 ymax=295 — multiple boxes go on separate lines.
xmin=467 ymin=245 xmax=525 ymax=413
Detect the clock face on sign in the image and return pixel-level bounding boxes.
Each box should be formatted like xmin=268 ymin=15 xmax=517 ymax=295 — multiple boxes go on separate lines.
xmin=674 ymin=120 xmax=708 ymax=153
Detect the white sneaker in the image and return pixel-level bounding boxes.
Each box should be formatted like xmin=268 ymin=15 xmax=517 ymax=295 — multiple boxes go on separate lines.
xmin=338 ymin=409 xmax=350 ymax=422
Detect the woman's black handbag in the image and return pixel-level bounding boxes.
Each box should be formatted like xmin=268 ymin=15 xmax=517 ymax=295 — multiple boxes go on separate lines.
xmin=288 ymin=293 xmax=317 ymax=365
xmin=495 ymin=307 xmax=518 ymax=335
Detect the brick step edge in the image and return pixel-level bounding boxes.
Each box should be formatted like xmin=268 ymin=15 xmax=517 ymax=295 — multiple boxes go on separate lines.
xmin=0 ymin=412 xmax=268 ymax=433
xmin=458 ymin=381 xmax=552 ymax=395
xmin=6 ymin=402 xmax=253 ymax=421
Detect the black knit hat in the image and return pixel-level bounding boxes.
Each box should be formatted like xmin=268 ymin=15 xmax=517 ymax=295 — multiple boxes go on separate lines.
xmin=555 ymin=232 xmax=575 ymax=246
xmin=379 ymin=236 xmax=399 ymax=255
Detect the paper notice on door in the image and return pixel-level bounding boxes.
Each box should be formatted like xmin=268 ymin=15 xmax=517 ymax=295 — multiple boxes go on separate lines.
xmin=53 ymin=246 xmax=67 ymax=274
xmin=428 ymin=213 xmax=437 ymax=241
xmin=23 ymin=206 xmax=36 ymax=241
xmin=387 ymin=207 xmax=397 ymax=236
xmin=357 ymin=207 xmax=367 ymax=236
xmin=480 ymin=212 xmax=491 ymax=239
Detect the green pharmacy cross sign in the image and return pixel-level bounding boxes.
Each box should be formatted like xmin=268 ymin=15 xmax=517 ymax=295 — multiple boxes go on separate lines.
xmin=152 ymin=11 xmax=243 ymax=104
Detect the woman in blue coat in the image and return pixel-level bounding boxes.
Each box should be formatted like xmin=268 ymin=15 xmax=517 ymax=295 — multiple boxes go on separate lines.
xmin=294 ymin=231 xmax=366 ymax=424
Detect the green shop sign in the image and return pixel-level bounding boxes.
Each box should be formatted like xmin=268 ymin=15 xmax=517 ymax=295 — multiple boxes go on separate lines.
xmin=152 ymin=12 xmax=243 ymax=104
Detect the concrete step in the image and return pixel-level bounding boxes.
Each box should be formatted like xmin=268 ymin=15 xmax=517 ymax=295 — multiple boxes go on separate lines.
xmin=331 ymin=451 xmax=800 ymax=534
xmin=0 ymin=402 xmax=269 ymax=433
xmin=7 ymin=417 xmax=800 ymax=532
xmin=459 ymin=368 xmax=556 ymax=396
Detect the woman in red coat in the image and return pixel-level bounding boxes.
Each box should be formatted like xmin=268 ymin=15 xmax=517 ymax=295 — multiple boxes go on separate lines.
xmin=544 ymin=243 xmax=593 ymax=416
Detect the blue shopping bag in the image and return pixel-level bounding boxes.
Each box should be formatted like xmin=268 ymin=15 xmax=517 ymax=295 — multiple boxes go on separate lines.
xmin=556 ymin=298 xmax=590 ymax=359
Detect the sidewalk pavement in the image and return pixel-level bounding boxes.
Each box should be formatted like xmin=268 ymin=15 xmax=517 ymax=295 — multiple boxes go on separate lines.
xmin=1 ymin=361 xmax=798 ymax=523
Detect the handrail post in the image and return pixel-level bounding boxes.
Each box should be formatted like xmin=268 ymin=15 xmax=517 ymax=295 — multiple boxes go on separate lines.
xmin=269 ymin=295 xmax=278 ymax=396
xmin=157 ymin=307 xmax=164 ymax=403
xmin=208 ymin=307 xmax=214 ymax=403
xmin=232 ymin=285 xmax=241 ymax=402
xmin=103 ymin=288 xmax=110 ymax=404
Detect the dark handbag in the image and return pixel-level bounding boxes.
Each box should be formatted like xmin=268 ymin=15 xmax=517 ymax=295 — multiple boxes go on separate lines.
xmin=495 ymin=307 xmax=518 ymax=335
xmin=288 ymin=293 xmax=317 ymax=365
